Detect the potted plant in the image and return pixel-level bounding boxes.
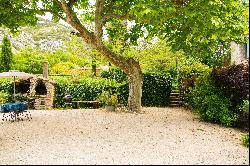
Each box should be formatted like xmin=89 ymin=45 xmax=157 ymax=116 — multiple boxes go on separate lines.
xmin=98 ymin=91 xmax=118 ymax=111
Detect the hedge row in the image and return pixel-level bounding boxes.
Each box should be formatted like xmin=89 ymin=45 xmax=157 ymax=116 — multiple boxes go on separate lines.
xmin=0 ymin=72 xmax=172 ymax=108
xmin=142 ymin=73 xmax=172 ymax=106
xmin=54 ymin=72 xmax=172 ymax=108
xmin=54 ymin=79 xmax=125 ymax=108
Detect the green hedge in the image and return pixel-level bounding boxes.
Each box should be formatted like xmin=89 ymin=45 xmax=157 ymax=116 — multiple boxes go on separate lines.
xmin=54 ymin=72 xmax=172 ymax=108
xmin=0 ymin=72 xmax=172 ymax=108
xmin=53 ymin=78 xmax=125 ymax=108
xmin=142 ymin=73 xmax=172 ymax=106
xmin=100 ymin=66 xmax=127 ymax=83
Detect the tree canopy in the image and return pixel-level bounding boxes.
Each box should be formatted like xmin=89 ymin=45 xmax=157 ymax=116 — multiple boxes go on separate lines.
xmin=0 ymin=0 xmax=37 ymax=32
xmin=1 ymin=0 xmax=248 ymax=54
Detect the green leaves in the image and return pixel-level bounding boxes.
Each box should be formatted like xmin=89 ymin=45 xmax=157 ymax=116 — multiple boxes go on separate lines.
xmin=1 ymin=0 xmax=247 ymax=61
xmin=186 ymin=73 xmax=238 ymax=127
xmin=0 ymin=0 xmax=38 ymax=32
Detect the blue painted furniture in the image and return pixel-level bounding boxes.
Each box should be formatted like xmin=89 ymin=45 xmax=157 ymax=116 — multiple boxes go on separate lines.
xmin=0 ymin=102 xmax=31 ymax=122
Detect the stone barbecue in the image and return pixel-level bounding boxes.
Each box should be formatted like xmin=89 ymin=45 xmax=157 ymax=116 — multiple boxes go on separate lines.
xmin=15 ymin=76 xmax=55 ymax=110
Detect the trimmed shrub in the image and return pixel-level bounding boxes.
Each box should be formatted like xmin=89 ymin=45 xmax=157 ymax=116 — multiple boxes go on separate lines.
xmin=0 ymin=72 xmax=172 ymax=108
xmin=53 ymin=78 xmax=123 ymax=108
xmin=142 ymin=73 xmax=172 ymax=107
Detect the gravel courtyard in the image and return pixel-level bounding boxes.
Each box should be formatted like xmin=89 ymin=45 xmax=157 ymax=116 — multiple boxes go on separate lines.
xmin=0 ymin=107 xmax=249 ymax=165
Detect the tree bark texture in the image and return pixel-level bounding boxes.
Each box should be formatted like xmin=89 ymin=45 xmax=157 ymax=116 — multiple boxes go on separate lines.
xmin=127 ymin=59 xmax=143 ymax=112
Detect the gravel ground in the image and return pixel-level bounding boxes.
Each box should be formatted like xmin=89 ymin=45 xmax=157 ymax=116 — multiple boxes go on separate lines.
xmin=0 ymin=107 xmax=249 ymax=165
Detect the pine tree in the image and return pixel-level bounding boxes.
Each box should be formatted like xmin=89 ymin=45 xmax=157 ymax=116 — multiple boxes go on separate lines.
xmin=0 ymin=35 xmax=13 ymax=72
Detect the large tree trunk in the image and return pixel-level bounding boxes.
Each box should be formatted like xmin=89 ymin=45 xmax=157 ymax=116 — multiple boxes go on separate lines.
xmin=127 ymin=59 xmax=143 ymax=112
xmin=94 ymin=45 xmax=144 ymax=112
xmin=58 ymin=0 xmax=143 ymax=112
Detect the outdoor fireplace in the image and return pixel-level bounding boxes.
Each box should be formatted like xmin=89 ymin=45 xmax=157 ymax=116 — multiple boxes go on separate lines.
xmin=15 ymin=76 xmax=55 ymax=110
xmin=35 ymin=80 xmax=47 ymax=95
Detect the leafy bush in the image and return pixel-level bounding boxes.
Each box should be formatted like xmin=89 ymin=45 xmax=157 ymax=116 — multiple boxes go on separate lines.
xmin=15 ymin=94 xmax=29 ymax=102
xmin=100 ymin=66 xmax=127 ymax=83
xmin=178 ymin=63 xmax=211 ymax=80
xmin=186 ymin=73 xmax=238 ymax=126
xmin=178 ymin=63 xmax=211 ymax=92
xmin=238 ymin=100 xmax=249 ymax=113
xmin=0 ymin=91 xmax=9 ymax=104
xmin=242 ymin=134 xmax=249 ymax=148
xmin=0 ymin=80 xmax=13 ymax=102
xmin=211 ymin=63 xmax=249 ymax=112
xmin=237 ymin=100 xmax=249 ymax=131
xmin=98 ymin=91 xmax=119 ymax=107
xmin=13 ymin=47 xmax=46 ymax=74
xmin=50 ymin=62 xmax=75 ymax=75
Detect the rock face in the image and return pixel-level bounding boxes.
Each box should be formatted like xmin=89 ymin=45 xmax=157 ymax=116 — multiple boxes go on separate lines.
xmin=0 ymin=18 xmax=74 ymax=53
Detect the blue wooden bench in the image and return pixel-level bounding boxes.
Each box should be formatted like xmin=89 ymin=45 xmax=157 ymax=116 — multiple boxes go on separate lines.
xmin=0 ymin=102 xmax=32 ymax=122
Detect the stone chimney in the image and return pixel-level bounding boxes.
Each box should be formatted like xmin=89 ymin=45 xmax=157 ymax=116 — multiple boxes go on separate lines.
xmin=43 ymin=61 xmax=49 ymax=79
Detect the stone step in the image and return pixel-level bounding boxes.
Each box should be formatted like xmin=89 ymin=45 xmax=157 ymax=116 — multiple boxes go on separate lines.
xmin=170 ymin=100 xmax=182 ymax=103
xmin=170 ymin=93 xmax=180 ymax=96
xmin=169 ymin=89 xmax=182 ymax=107
xmin=170 ymin=97 xmax=181 ymax=100
xmin=169 ymin=103 xmax=181 ymax=107
xmin=170 ymin=101 xmax=182 ymax=104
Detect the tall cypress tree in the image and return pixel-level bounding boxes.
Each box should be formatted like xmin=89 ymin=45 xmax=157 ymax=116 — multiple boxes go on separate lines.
xmin=0 ymin=34 xmax=13 ymax=72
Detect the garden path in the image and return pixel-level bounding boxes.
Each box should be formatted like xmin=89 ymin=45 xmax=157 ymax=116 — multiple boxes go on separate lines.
xmin=0 ymin=107 xmax=248 ymax=165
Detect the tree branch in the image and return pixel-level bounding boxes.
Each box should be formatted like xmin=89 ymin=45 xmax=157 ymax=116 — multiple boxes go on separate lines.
xmin=53 ymin=0 xmax=63 ymax=8
xmin=95 ymin=0 xmax=104 ymax=42
xmin=106 ymin=0 xmax=114 ymax=14
xmin=53 ymin=0 xmax=131 ymax=73
xmin=56 ymin=0 xmax=95 ymax=44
